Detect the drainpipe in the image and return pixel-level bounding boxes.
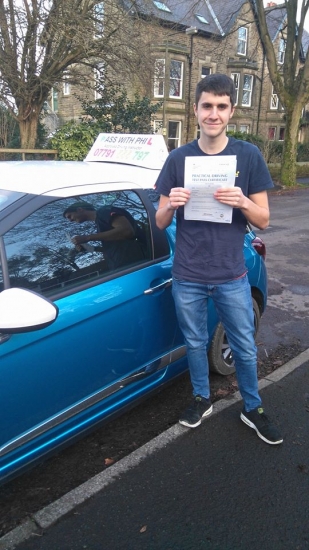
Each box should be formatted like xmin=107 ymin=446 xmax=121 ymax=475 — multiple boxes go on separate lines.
xmin=256 ymin=53 xmax=266 ymax=136
xmin=185 ymin=26 xmax=198 ymax=143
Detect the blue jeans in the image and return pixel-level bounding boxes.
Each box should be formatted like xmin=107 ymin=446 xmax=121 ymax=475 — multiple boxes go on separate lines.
xmin=172 ymin=276 xmax=261 ymax=412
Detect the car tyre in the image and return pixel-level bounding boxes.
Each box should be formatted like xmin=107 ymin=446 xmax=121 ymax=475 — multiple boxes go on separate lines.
xmin=208 ymin=297 xmax=261 ymax=376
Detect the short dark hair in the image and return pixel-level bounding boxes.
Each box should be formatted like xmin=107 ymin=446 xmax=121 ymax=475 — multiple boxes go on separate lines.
xmin=63 ymin=201 xmax=95 ymax=217
xmin=195 ymin=73 xmax=236 ymax=107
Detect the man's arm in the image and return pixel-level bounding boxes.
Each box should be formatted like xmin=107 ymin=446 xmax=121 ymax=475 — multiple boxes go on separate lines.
xmin=213 ymin=188 xmax=270 ymax=230
xmin=155 ymin=187 xmax=191 ymax=230
xmin=72 ymin=216 xmax=135 ymax=245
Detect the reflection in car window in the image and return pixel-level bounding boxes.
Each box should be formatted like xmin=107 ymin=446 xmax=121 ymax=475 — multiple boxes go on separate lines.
xmin=3 ymin=191 xmax=152 ymax=297
xmin=0 ymin=190 xmax=25 ymax=212
xmin=0 ymin=255 xmax=3 ymax=292
xmin=146 ymin=189 xmax=160 ymax=209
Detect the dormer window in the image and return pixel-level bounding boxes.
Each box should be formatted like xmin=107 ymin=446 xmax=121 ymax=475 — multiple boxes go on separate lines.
xmin=237 ymin=27 xmax=247 ymax=55
xmin=153 ymin=1 xmax=171 ymax=12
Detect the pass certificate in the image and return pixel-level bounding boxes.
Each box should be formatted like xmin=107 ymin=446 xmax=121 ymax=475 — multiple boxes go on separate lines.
xmin=184 ymin=155 xmax=237 ymax=223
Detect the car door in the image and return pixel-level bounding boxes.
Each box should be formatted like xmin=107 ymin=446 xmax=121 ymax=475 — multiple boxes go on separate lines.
xmin=0 ymin=189 xmax=184 ymax=476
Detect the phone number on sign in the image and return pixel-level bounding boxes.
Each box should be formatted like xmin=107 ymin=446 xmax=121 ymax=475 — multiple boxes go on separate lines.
xmin=92 ymin=148 xmax=150 ymax=161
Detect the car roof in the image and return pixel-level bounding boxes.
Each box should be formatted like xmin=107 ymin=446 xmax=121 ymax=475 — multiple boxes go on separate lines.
xmin=0 ymin=161 xmax=160 ymax=197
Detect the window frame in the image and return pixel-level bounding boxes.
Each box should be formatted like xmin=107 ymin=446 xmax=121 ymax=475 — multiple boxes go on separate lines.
xmin=154 ymin=58 xmax=165 ymax=98
xmin=231 ymin=72 xmax=240 ymax=105
xmin=237 ymin=27 xmax=248 ymax=56
xmin=63 ymin=76 xmax=70 ymax=97
xmin=201 ymin=66 xmax=211 ymax=80
xmin=154 ymin=58 xmax=184 ymax=99
xmin=94 ymin=2 xmax=104 ymax=38
xmin=2 ymin=190 xmax=156 ymax=300
xmin=169 ymin=59 xmax=183 ymax=99
xmin=270 ymin=86 xmax=279 ymax=110
xmin=279 ymin=127 xmax=285 ymax=141
xmin=153 ymin=119 xmax=163 ymax=134
xmin=227 ymin=123 xmax=236 ymax=132
xmin=94 ymin=63 xmax=105 ymax=100
xmin=278 ymin=38 xmax=286 ymax=64
xmin=268 ymin=127 xmax=276 ymax=140
xmin=239 ymin=124 xmax=250 ymax=134
xmin=241 ymin=74 xmax=253 ymax=107
xmin=167 ymin=120 xmax=181 ymax=150
xmin=51 ymin=87 xmax=59 ymax=112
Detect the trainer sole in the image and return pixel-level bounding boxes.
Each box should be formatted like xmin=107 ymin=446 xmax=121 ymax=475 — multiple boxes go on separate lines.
xmin=240 ymin=412 xmax=283 ymax=445
xmin=179 ymin=405 xmax=213 ymax=428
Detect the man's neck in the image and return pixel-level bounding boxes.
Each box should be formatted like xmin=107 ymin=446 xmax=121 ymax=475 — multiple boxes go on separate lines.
xmin=89 ymin=211 xmax=97 ymax=221
xmin=198 ymin=134 xmax=229 ymax=155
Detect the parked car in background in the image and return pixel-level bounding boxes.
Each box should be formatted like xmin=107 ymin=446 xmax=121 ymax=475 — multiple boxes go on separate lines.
xmin=0 ymin=135 xmax=268 ymax=483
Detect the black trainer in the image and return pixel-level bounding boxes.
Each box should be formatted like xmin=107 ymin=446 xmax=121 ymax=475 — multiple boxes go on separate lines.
xmin=240 ymin=407 xmax=283 ymax=445
xmin=179 ymin=395 xmax=213 ymax=428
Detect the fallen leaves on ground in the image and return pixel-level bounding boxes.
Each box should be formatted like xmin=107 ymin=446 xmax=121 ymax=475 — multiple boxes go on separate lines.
xmin=104 ymin=458 xmax=115 ymax=466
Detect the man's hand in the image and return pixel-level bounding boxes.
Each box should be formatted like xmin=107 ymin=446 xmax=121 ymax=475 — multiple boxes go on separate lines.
xmin=156 ymin=187 xmax=191 ymax=230
xmin=71 ymin=234 xmax=89 ymax=245
xmin=213 ymin=187 xmax=247 ymax=209
xmin=169 ymin=187 xmax=191 ymax=209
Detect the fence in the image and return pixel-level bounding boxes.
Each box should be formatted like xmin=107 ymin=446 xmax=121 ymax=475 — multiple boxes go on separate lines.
xmin=0 ymin=148 xmax=58 ymax=160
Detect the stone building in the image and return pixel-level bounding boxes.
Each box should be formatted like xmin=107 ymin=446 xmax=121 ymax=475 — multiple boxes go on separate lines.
xmin=46 ymin=0 xmax=307 ymax=151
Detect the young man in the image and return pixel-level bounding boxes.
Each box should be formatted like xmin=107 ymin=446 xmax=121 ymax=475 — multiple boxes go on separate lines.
xmin=155 ymin=74 xmax=283 ymax=445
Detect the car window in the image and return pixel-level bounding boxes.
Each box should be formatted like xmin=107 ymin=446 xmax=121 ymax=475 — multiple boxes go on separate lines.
xmin=0 ymin=189 xmax=25 ymax=212
xmin=0 ymin=255 xmax=3 ymax=292
xmin=3 ymin=191 xmax=152 ymax=298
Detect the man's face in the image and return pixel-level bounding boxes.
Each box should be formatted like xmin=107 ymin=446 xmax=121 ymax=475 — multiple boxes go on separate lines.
xmin=65 ymin=208 xmax=87 ymax=223
xmin=194 ymin=92 xmax=235 ymax=139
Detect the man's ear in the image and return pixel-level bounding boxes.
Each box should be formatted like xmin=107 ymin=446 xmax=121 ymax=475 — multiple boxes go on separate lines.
xmin=230 ymin=106 xmax=235 ymax=119
xmin=193 ymin=103 xmax=197 ymax=117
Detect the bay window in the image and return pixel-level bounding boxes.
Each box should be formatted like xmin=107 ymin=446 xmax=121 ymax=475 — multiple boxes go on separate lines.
xmin=154 ymin=59 xmax=184 ymax=99
xmin=242 ymin=74 xmax=253 ymax=106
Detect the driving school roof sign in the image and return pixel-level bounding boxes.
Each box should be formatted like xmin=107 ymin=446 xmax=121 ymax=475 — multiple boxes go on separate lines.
xmin=84 ymin=133 xmax=168 ymax=170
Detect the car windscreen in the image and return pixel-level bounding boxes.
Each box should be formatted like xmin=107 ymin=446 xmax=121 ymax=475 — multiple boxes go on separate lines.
xmin=0 ymin=190 xmax=25 ymax=212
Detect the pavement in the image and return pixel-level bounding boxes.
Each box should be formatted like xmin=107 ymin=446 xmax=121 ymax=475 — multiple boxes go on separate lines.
xmin=1 ymin=349 xmax=309 ymax=550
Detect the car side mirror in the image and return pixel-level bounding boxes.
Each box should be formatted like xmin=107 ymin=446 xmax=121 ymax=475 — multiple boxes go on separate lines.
xmin=0 ymin=288 xmax=59 ymax=333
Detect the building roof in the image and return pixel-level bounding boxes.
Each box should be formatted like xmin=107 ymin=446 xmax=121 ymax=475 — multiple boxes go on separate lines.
xmin=123 ymin=0 xmax=248 ymax=37
xmin=265 ymin=3 xmax=287 ymax=41
xmin=265 ymin=3 xmax=309 ymax=56
xmin=124 ymin=0 xmax=308 ymax=55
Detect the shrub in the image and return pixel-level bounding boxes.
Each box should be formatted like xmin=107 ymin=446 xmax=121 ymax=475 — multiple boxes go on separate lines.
xmin=49 ymin=121 xmax=99 ymax=160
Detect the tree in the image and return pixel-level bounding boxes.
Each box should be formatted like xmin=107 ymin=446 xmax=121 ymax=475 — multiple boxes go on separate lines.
xmin=81 ymin=83 xmax=163 ymax=135
xmin=49 ymin=84 xmax=162 ymax=160
xmin=250 ymin=0 xmax=309 ymax=186
xmin=0 ymin=103 xmax=18 ymax=147
xmin=0 ymin=0 xmax=151 ymax=149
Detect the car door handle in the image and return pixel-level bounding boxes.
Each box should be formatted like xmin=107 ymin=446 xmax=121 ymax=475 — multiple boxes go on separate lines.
xmin=0 ymin=333 xmax=11 ymax=344
xmin=144 ymin=278 xmax=172 ymax=295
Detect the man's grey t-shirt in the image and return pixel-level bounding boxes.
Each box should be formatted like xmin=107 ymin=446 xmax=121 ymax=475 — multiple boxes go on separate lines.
xmin=155 ymin=138 xmax=274 ymax=284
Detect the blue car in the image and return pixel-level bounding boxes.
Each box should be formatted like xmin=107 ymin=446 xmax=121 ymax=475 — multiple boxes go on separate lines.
xmin=0 ymin=146 xmax=267 ymax=483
